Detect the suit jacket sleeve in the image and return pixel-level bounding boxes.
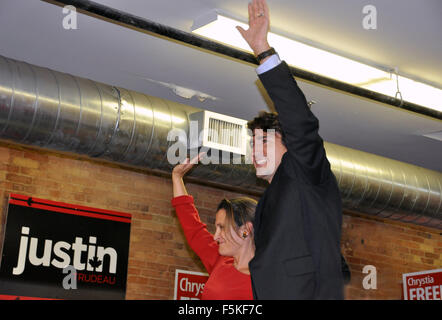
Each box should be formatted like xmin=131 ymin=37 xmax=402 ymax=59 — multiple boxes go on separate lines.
xmin=257 ymin=61 xmax=331 ymax=185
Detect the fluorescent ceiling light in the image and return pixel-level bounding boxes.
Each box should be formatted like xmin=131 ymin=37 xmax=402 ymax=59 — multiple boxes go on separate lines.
xmin=192 ymin=13 xmax=442 ymax=112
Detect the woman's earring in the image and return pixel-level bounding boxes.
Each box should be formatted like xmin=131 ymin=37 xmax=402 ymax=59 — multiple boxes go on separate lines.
xmin=242 ymin=231 xmax=248 ymax=239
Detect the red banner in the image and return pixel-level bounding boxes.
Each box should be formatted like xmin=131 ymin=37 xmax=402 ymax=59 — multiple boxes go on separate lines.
xmin=174 ymin=269 xmax=209 ymax=300
xmin=403 ymin=268 xmax=442 ymax=300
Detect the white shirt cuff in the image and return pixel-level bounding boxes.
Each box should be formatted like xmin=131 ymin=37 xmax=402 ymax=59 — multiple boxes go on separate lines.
xmin=256 ymin=54 xmax=282 ymax=75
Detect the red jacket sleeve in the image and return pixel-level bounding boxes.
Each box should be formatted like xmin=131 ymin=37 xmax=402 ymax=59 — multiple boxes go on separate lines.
xmin=171 ymin=195 xmax=220 ymax=273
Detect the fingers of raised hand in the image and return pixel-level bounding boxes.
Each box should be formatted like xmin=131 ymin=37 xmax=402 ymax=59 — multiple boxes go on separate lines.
xmin=251 ymin=0 xmax=265 ymax=18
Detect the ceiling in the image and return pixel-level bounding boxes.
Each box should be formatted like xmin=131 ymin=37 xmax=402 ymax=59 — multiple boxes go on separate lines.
xmin=0 ymin=0 xmax=441 ymax=171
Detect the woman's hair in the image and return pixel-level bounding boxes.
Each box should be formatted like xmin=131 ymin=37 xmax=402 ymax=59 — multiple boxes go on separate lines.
xmin=216 ymin=197 xmax=257 ymax=242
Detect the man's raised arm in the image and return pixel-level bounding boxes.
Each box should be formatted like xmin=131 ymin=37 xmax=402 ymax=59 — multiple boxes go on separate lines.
xmin=238 ymin=0 xmax=331 ymax=185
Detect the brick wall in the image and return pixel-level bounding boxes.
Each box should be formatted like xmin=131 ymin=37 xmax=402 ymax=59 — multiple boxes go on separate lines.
xmin=0 ymin=142 xmax=441 ymax=299
xmin=342 ymin=212 xmax=442 ymax=299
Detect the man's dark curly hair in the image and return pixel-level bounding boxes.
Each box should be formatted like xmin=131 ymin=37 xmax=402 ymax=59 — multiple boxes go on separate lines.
xmin=247 ymin=111 xmax=286 ymax=145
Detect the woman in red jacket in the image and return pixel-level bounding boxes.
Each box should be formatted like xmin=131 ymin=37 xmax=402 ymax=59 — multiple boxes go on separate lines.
xmin=171 ymin=156 xmax=257 ymax=300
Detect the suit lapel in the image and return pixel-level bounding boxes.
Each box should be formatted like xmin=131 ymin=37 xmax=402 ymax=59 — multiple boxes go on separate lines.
xmin=252 ymin=161 xmax=284 ymax=245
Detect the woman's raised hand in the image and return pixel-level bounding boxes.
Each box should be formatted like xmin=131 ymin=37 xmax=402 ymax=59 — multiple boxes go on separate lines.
xmin=172 ymin=152 xmax=206 ymax=179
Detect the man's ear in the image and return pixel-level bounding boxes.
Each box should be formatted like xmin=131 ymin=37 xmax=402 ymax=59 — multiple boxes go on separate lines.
xmin=275 ymin=131 xmax=282 ymax=139
xmin=275 ymin=131 xmax=287 ymax=148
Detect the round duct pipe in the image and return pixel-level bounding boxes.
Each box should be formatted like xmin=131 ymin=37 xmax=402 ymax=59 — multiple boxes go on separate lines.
xmin=0 ymin=55 xmax=441 ymax=228
xmin=0 ymin=55 xmax=259 ymax=192
xmin=325 ymin=144 xmax=441 ymax=228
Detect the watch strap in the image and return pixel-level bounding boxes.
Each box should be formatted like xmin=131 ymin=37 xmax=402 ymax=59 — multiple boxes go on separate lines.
xmin=256 ymin=47 xmax=276 ymax=63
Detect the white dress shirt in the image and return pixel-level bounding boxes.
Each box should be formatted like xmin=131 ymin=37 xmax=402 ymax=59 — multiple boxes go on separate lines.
xmin=256 ymin=53 xmax=282 ymax=75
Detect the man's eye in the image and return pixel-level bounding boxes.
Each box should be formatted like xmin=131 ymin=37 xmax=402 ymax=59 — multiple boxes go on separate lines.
xmin=250 ymin=139 xmax=267 ymax=147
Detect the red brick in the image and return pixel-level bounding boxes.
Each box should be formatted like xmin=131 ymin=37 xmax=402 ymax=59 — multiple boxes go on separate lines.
xmin=12 ymin=157 xmax=39 ymax=169
xmin=424 ymin=252 xmax=440 ymax=260
xmin=6 ymin=173 xmax=32 ymax=185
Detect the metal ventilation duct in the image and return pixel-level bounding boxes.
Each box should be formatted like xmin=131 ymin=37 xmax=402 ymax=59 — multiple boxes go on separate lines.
xmin=325 ymin=144 xmax=441 ymax=228
xmin=0 ymin=55 xmax=441 ymax=229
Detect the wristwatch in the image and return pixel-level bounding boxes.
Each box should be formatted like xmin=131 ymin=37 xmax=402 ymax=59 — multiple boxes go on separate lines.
xmin=256 ymin=47 xmax=276 ymax=63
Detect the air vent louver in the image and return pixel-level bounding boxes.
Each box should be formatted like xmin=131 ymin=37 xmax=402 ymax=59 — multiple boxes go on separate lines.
xmin=189 ymin=110 xmax=248 ymax=155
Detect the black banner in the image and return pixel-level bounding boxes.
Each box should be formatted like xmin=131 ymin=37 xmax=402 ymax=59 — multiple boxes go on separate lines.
xmin=0 ymin=194 xmax=131 ymax=299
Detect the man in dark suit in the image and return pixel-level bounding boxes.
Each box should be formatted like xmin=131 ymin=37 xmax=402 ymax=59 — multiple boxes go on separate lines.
xmin=237 ymin=0 xmax=344 ymax=299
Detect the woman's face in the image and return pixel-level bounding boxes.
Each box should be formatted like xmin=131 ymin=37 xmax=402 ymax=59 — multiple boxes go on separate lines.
xmin=213 ymin=209 xmax=244 ymax=256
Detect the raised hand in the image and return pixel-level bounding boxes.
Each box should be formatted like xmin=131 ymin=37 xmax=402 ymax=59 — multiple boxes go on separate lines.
xmin=172 ymin=154 xmax=201 ymax=179
xmin=172 ymin=152 xmax=206 ymax=197
xmin=236 ymin=0 xmax=271 ymax=56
